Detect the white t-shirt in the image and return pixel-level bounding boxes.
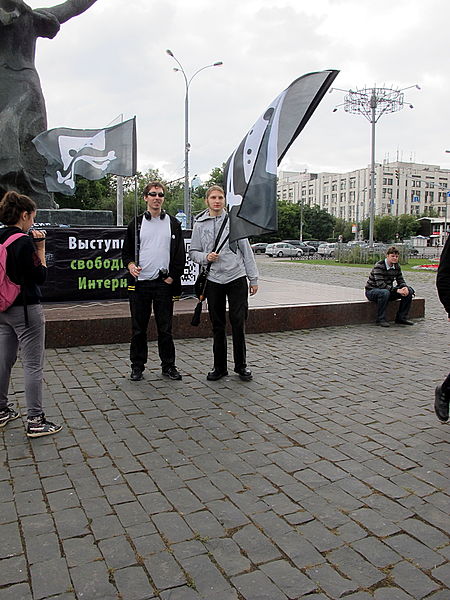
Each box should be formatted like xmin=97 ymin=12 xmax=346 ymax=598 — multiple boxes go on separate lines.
xmin=138 ymin=215 xmax=171 ymax=280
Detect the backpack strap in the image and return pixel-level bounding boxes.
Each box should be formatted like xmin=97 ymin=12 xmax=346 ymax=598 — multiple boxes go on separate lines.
xmin=1 ymin=232 xmax=27 ymax=247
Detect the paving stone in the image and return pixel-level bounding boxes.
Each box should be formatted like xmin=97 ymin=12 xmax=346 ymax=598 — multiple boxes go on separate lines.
xmin=185 ymin=510 xmax=225 ymax=539
xmin=298 ymin=520 xmax=343 ymax=552
xmin=232 ymin=524 xmax=282 ymax=564
xmin=138 ymin=491 xmax=173 ymax=515
xmin=232 ymin=570 xmax=288 ymax=600
xmin=62 ymin=535 xmax=102 ymax=567
xmin=0 ymin=583 xmax=33 ymax=600
xmin=159 ymin=587 xmax=201 ymax=599
xmin=273 ymin=530 xmax=325 ymax=569
xmin=114 ymin=565 xmax=155 ymax=599
xmin=114 ymin=501 xmax=151 ymax=527
xmin=25 ymin=532 xmax=61 ymax=564
xmin=349 ymin=508 xmax=401 ymax=537
xmin=205 ymin=499 xmax=250 ymax=529
xmin=182 ymin=554 xmax=236 ymax=598
xmin=385 ymin=533 xmax=446 ymax=570
xmin=0 ymin=522 xmax=22 ymax=558
xmin=70 ymin=561 xmax=118 ymax=599
xmin=390 ymin=560 xmax=440 ymax=598
xmin=327 ymin=546 xmax=385 ymax=588
xmin=0 ymin=556 xmax=27 ymax=586
xmin=206 ymin=538 xmax=251 ymax=576
xmin=172 ymin=540 xmax=208 ymax=561
xmin=399 ymin=517 xmax=449 ymax=549
xmin=30 ymin=557 xmax=71 ymax=600
xmin=306 ymin=563 xmax=359 ymax=598
xmin=98 ymin=535 xmax=137 ymax=569
xmin=53 ymin=507 xmax=90 ymax=539
xmin=374 ymin=589 xmax=414 ymax=600
xmin=260 ymin=559 xmax=316 ymax=597
xmin=152 ymin=512 xmax=194 ymax=544
xmin=351 ymin=537 xmax=401 ymax=568
xmin=144 ymin=550 xmax=186 ymax=590
xmin=431 ymin=562 xmax=450 ymax=588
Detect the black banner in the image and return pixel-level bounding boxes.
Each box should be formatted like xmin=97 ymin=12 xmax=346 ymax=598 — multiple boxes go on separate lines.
xmin=40 ymin=227 xmax=198 ymax=302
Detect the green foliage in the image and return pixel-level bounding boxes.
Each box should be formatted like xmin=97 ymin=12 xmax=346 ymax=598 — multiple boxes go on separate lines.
xmin=55 ymin=176 xmax=115 ymax=210
xmin=360 ymin=214 xmax=419 ymax=242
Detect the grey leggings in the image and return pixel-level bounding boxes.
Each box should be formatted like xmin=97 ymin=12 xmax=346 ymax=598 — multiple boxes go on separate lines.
xmin=0 ymin=304 xmax=45 ymax=418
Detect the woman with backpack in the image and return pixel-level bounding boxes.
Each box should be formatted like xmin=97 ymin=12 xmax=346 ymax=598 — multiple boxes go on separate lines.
xmin=0 ymin=191 xmax=61 ymax=437
xmin=189 ymin=186 xmax=259 ymax=382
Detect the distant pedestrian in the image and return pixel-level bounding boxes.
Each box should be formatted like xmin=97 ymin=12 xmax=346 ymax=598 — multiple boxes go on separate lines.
xmin=189 ymin=186 xmax=258 ymax=381
xmin=365 ymin=246 xmax=415 ymax=327
xmin=434 ymin=236 xmax=450 ymax=423
xmin=122 ymin=182 xmax=185 ymax=382
xmin=0 ymin=191 xmax=62 ymax=437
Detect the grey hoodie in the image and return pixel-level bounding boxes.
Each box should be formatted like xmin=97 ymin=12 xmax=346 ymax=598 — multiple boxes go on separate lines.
xmin=189 ymin=210 xmax=258 ymax=286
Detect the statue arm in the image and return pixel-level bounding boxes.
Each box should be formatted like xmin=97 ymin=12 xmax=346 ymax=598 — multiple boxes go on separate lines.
xmin=42 ymin=0 xmax=98 ymax=25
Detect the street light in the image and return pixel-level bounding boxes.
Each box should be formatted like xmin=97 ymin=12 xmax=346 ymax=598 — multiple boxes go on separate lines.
xmin=166 ymin=49 xmax=223 ymax=228
xmin=331 ymin=84 xmax=420 ymax=247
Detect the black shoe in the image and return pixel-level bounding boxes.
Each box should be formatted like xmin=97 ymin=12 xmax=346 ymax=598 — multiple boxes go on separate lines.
xmin=0 ymin=404 xmax=20 ymax=428
xmin=376 ymin=320 xmax=390 ymax=327
xmin=434 ymin=385 xmax=449 ymax=423
xmin=26 ymin=414 xmax=62 ymax=438
xmin=207 ymin=368 xmax=228 ymax=381
xmin=162 ymin=366 xmax=182 ymax=381
xmin=395 ymin=318 xmax=414 ymax=325
xmin=235 ymin=367 xmax=253 ymax=381
xmin=130 ymin=367 xmax=143 ymax=381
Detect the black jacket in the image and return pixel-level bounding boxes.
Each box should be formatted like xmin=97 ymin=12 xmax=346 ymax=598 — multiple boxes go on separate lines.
xmin=437 ymin=236 xmax=450 ymax=316
xmin=0 ymin=227 xmax=47 ymax=306
xmin=122 ymin=213 xmax=185 ymax=297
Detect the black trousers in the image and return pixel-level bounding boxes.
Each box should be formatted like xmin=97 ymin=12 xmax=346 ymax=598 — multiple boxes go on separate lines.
xmin=206 ymin=276 xmax=248 ymax=372
xmin=128 ymin=280 xmax=175 ymax=371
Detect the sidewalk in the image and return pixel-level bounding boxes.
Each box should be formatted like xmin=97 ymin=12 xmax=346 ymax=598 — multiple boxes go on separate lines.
xmin=0 ymin=263 xmax=448 ymax=600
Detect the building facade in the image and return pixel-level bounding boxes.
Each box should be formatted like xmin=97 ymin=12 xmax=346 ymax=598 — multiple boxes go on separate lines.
xmin=278 ymin=162 xmax=450 ymax=225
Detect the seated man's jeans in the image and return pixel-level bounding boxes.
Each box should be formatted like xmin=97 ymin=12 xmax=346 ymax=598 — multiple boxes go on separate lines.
xmin=365 ymin=286 xmax=413 ymax=322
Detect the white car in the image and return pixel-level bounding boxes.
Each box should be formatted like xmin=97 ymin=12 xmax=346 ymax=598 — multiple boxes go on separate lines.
xmin=265 ymin=242 xmax=303 ymax=258
xmin=317 ymin=242 xmax=338 ymax=257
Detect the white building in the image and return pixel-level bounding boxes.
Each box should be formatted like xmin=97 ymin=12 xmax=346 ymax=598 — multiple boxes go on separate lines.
xmin=278 ymin=162 xmax=450 ymax=224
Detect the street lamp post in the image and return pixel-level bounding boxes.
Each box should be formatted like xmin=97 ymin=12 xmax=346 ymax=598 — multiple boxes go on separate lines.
xmin=331 ymin=84 xmax=420 ymax=247
xmin=166 ymin=50 xmax=223 ymax=228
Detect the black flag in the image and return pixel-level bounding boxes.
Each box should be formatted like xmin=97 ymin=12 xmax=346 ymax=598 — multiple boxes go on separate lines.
xmin=32 ymin=117 xmax=137 ymax=195
xmin=224 ymin=70 xmax=339 ymax=246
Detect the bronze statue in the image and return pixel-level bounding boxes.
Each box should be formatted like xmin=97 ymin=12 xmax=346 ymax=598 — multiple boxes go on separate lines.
xmin=0 ymin=0 xmax=98 ymax=208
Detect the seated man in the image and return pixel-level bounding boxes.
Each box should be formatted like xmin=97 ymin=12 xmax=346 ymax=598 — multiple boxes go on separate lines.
xmin=365 ymin=246 xmax=414 ymax=327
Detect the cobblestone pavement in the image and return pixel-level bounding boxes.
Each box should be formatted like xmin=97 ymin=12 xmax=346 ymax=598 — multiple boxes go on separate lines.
xmin=1 ymin=260 xmax=449 ymax=600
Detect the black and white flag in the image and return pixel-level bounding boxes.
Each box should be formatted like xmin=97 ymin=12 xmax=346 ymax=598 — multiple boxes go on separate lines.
xmin=224 ymin=70 xmax=339 ymax=246
xmin=32 ymin=117 xmax=137 ymax=195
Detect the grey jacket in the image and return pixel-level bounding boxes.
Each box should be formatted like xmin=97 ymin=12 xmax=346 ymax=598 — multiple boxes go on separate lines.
xmin=189 ymin=210 xmax=258 ymax=286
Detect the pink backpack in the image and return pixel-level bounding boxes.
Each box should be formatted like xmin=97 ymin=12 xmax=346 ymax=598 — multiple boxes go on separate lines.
xmin=0 ymin=232 xmax=27 ymax=312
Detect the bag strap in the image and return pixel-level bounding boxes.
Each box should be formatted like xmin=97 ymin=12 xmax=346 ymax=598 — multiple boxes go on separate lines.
xmin=1 ymin=232 xmax=26 ymax=248
xmin=205 ymin=214 xmax=229 ymax=274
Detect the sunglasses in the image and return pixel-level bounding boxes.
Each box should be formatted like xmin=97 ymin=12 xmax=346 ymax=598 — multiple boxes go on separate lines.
xmin=146 ymin=192 xmax=165 ymax=198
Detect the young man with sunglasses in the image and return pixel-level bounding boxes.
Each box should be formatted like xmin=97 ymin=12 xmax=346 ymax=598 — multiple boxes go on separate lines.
xmin=122 ymin=182 xmax=185 ymax=381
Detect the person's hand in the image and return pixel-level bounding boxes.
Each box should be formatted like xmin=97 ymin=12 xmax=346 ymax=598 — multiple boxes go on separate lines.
xmin=129 ymin=263 xmax=142 ymax=278
xmin=207 ymin=252 xmax=219 ymax=262
xmin=249 ymin=285 xmax=258 ymax=296
xmin=163 ymin=276 xmax=173 ymax=285
xmin=398 ymin=287 xmax=409 ymax=296
xmin=30 ymin=229 xmax=46 ymax=241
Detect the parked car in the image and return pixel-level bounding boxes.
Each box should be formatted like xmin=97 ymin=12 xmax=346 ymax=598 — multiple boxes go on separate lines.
xmin=265 ymin=242 xmax=303 ymax=258
xmin=281 ymin=240 xmax=315 ymax=255
xmin=317 ymin=242 xmax=338 ymax=257
xmin=251 ymin=242 xmax=268 ymax=254
xmin=347 ymin=240 xmax=368 ymax=249
xmin=304 ymin=240 xmax=327 ymax=251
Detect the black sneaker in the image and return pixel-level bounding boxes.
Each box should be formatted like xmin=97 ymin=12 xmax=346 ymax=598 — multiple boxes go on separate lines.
xmin=207 ymin=368 xmax=228 ymax=381
xmin=434 ymin=385 xmax=449 ymax=423
xmin=162 ymin=366 xmax=182 ymax=381
xmin=376 ymin=320 xmax=390 ymax=327
xmin=0 ymin=404 xmax=20 ymax=428
xmin=234 ymin=367 xmax=253 ymax=382
xmin=26 ymin=414 xmax=62 ymax=438
xmin=130 ymin=367 xmax=144 ymax=381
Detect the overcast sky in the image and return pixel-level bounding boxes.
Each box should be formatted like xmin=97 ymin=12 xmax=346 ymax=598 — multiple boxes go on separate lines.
xmin=30 ymin=0 xmax=450 ymax=183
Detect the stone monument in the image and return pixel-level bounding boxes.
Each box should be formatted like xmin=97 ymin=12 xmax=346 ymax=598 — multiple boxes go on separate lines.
xmin=0 ymin=0 xmax=98 ymax=208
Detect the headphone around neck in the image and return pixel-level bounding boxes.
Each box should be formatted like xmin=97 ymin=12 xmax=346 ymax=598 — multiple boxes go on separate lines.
xmin=144 ymin=209 xmax=166 ymax=221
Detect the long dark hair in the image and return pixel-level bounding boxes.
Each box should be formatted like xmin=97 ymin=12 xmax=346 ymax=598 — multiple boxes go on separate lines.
xmin=0 ymin=190 xmax=36 ymax=226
